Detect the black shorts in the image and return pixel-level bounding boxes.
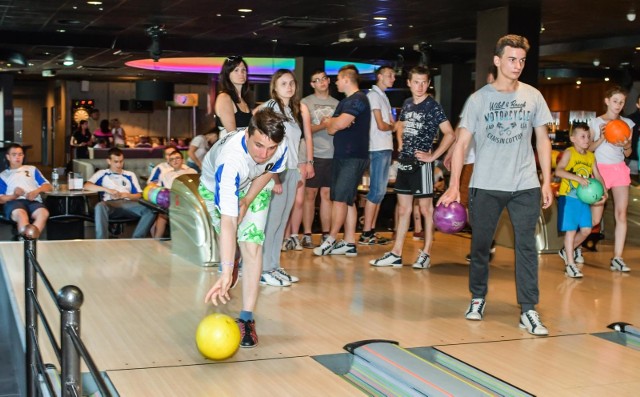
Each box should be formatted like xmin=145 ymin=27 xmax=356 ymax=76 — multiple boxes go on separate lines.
xmin=306 ymin=157 xmax=333 ymax=189
xmin=394 ymin=161 xmax=434 ymax=198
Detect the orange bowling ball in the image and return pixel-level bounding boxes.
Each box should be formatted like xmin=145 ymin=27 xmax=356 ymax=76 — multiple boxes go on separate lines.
xmin=195 ymin=314 xmax=241 ymax=360
xmin=604 ymin=120 xmax=631 ymax=144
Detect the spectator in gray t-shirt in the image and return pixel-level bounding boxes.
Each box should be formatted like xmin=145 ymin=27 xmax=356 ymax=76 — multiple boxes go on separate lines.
xmin=299 ymin=69 xmax=339 ymax=248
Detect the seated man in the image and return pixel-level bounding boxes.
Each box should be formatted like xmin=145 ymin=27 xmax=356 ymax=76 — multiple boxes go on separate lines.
xmin=148 ymin=146 xmax=179 ymax=185
xmin=152 ymin=150 xmax=197 ymax=238
xmin=0 ymin=144 xmax=52 ymax=234
xmin=84 ymin=147 xmax=156 ymax=239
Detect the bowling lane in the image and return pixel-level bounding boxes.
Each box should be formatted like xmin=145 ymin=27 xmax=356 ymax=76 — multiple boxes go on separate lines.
xmin=437 ymin=334 xmax=640 ymax=396
xmin=107 ymin=356 xmax=362 ymax=396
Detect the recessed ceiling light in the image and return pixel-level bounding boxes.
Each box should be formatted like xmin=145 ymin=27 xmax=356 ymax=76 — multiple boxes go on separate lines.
xmin=87 ymin=1 xmax=102 ymax=5
xmin=373 ymin=16 xmax=387 ymax=21
xmin=576 ymin=80 xmax=581 ymax=85
xmin=216 ymin=14 xmax=221 ymax=17
xmin=238 ymin=8 xmax=252 ymax=13
xmin=56 ymin=29 xmax=66 ymax=33
xmin=604 ymin=77 xmax=610 ymax=81
xmin=546 ymin=76 xmax=551 ymax=80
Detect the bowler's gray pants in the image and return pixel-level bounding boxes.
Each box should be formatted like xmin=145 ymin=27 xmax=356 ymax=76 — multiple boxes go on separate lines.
xmin=469 ymin=188 xmax=541 ymax=312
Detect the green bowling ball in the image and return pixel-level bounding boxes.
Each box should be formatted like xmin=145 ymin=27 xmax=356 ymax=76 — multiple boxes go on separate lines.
xmin=576 ymin=178 xmax=604 ymax=205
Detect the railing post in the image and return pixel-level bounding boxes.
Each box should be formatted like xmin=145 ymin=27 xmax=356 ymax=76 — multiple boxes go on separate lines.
xmin=23 ymin=226 xmax=39 ymax=397
xmin=57 ymin=285 xmax=84 ymax=397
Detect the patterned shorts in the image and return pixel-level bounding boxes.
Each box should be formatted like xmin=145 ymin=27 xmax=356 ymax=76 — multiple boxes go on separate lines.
xmin=198 ymin=179 xmax=274 ymax=245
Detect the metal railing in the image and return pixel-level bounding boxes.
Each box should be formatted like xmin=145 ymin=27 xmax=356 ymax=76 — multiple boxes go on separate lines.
xmin=23 ymin=226 xmax=117 ymax=397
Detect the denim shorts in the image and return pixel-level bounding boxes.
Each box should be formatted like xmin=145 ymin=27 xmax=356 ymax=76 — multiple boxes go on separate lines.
xmin=3 ymin=199 xmax=46 ymax=219
xmin=367 ymin=150 xmax=392 ymax=204
xmin=330 ymin=158 xmax=369 ymax=205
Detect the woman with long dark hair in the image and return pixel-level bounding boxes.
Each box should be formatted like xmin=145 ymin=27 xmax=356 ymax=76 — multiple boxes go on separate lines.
xmin=214 ymin=56 xmax=253 ymax=137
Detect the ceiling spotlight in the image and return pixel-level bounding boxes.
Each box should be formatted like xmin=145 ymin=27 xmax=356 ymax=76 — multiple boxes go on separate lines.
xmin=358 ymin=30 xmax=366 ymax=39
xmin=338 ymin=33 xmax=354 ymax=43
xmin=604 ymin=77 xmax=610 ymax=81
xmin=576 ymin=80 xmax=582 ymax=85
xmin=540 ymin=23 xmax=545 ymax=33
xmin=63 ymin=53 xmax=74 ymax=66
xmin=593 ymin=58 xmax=600 ymax=67
xmin=627 ymin=9 xmax=636 ymax=21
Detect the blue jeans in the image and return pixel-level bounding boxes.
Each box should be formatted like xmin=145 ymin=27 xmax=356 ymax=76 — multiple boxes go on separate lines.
xmin=94 ymin=199 xmax=156 ymax=239
xmin=367 ymin=150 xmax=392 ymax=204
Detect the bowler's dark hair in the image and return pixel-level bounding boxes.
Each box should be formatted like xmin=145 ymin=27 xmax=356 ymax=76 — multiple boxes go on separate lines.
xmin=249 ymin=108 xmax=287 ymax=144
xmin=495 ymin=34 xmax=530 ymax=56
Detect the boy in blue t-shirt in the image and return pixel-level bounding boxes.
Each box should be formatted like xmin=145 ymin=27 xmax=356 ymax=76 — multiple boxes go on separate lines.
xmin=555 ymin=122 xmax=606 ymax=278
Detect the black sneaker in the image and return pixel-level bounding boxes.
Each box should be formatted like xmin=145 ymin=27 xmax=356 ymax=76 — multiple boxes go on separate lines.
xmin=358 ymin=233 xmax=375 ymax=245
xmin=236 ymin=319 xmax=258 ymax=348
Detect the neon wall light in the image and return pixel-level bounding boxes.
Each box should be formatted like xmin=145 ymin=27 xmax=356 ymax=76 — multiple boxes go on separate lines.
xmin=125 ymin=57 xmax=296 ymax=75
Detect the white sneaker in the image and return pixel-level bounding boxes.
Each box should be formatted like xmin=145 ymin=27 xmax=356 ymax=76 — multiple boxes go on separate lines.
xmin=370 ymin=252 xmax=402 ymax=267
xmin=260 ymin=270 xmax=291 ymax=287
xmin=574 ymin=247 xmax=584 ymax=263
xmin=330 ymin=240 xmax=357 ymax=256
xmin=275 ymin=267 xmax=299 ymax=283
xmin=611 ymin=257 xmax=631 ymax=272
xmin=281 ymin=238 xmax=292 ymax=252
xmin=313 ymin=239 xmax=335 ymax=256
xmin=519 ymin=310 xmax=548 ymax=336
xmin=301 ymin=234 xmax=315 ymax=249
xmin=465 ymin=298 xmax=485 ymax=320
xmin=290 ymin=235 xmax=303 ymax=251
xmin=565 ymin=263 xmax=583 ymax=278
xmin=412 ymin=250 xmax=431 ymax=269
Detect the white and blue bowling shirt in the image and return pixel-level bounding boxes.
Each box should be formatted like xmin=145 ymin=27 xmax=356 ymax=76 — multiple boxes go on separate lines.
xmin=0 ymin=165 xmax=50 ymax=202
xmin=200 ymin=128 xmax=288 ymax=217
xmin=88 ymin=169 xmax=142 ymax=201
xmin=148 ymin=162 xmax=173 ymax=184
xmin=159 ymin=164 xmax=197 ymax=189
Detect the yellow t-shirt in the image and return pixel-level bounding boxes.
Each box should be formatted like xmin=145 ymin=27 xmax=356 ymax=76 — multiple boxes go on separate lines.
xmin=559 ymin=147 xmax=595 ymax=196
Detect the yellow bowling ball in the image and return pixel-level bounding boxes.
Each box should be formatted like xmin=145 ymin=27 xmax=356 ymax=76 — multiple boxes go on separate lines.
xmin=195 ymin=314 xmax=241 ymax=360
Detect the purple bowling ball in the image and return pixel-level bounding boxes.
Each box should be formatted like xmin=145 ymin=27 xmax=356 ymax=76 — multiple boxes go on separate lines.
xmin=156 ymin=188 xmax=171 ymax=209
xmin=433 ymin=202 xmax=467 ymax=234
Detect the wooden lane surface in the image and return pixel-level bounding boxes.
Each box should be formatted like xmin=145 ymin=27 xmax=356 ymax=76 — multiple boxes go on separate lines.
xmin=106 ymin=356 xmax=362 ymax=396
xmin=1 ymin=234 xmax=639 ymax=395
xmin=438 ymin=334 xmax=640 ymax=396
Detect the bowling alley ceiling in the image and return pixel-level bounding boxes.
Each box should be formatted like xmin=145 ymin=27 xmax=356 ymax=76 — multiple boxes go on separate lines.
xmin=0 ymin=0 xmax=639 ymax=83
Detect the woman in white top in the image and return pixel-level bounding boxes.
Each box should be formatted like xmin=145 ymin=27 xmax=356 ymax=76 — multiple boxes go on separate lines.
xmin=258 ymin=69 xmax=313 ymax=286
xmin=588 ymin=86 xmax=635 ymax=272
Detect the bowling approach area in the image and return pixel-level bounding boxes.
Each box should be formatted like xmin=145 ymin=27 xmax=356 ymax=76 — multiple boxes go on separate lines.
xmin=2 ymin=232 xmax=640 ymax=396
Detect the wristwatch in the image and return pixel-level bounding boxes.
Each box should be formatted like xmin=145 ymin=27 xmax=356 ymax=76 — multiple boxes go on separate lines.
xmin=307 ymin=160 xmax=315 ymax=165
